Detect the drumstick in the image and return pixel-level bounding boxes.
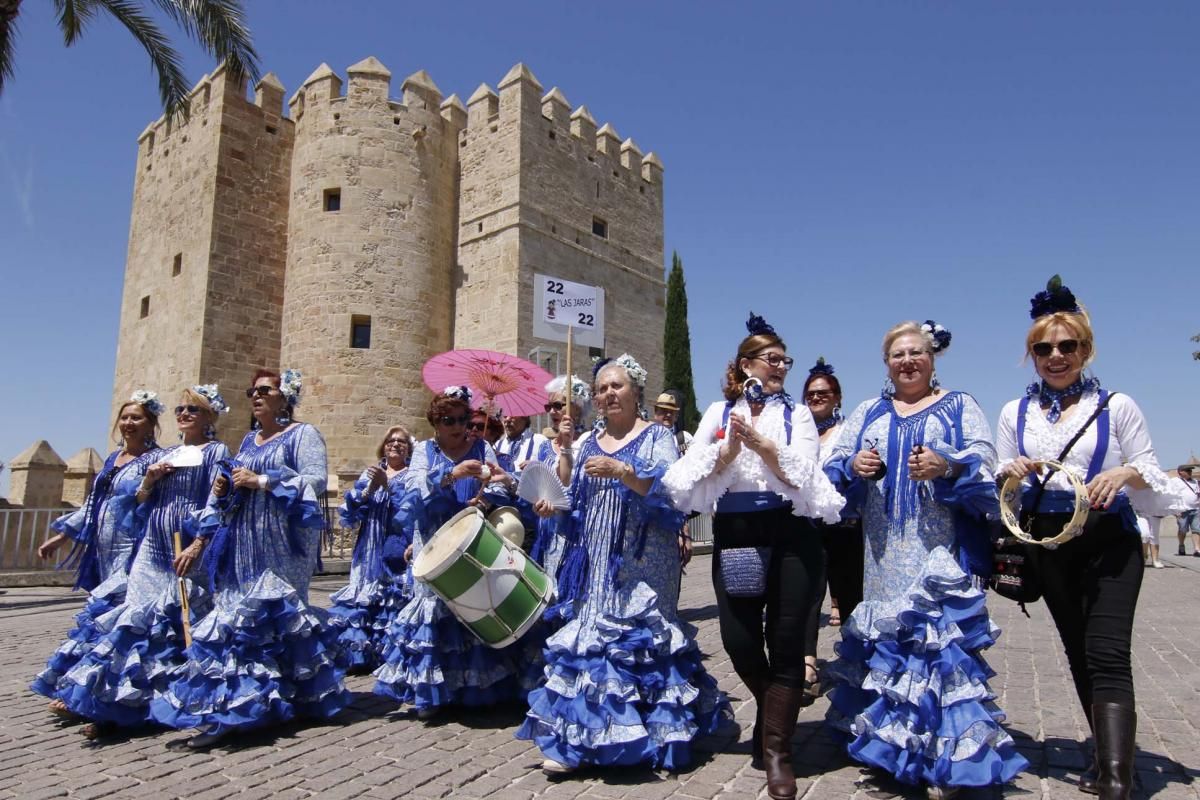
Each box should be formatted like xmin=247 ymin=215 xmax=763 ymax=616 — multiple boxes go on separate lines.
xmin=172 ymin=532 xmax=193 ymax=649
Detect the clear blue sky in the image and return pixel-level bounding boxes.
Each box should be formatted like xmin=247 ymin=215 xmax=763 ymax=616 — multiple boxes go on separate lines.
xmin=2 ymin=2 xmax=1198 ymax=492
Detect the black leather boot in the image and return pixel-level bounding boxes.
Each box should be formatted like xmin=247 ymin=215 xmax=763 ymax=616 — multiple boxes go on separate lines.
xmin=762 ymin=683 xmax=804 ymax=800
xmin=1078 ymin=755 xmax=1099 ymax=795
xmin=1092 ymin=702 xmax=1136 ymax=800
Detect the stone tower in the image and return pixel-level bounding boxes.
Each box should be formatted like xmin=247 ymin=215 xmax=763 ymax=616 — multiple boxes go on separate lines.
xmin=281 ymin=58 xmax=462 ymax=473
xmin=455 ymin=64 xmax=667 ymax=391
xmin=112 ymin=63 xmax=294 ymax=445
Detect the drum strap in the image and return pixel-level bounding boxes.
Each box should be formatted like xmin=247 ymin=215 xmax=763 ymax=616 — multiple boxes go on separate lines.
xmin=721 ymin=401 xmax=792 ymax=445
xmin=1022 ymin=390 xmax=1117 ymax=514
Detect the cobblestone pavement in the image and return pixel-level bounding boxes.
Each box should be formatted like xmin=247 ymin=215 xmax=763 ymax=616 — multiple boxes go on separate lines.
xmin=1 ymin=553 xmax=1197 ymax=799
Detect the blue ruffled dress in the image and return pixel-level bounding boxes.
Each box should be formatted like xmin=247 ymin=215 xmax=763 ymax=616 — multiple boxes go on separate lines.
xmin=516 ymin=423 xmax=730 ymax=771
xmin=32 ymin=447 xmax=161 ymax=700
xmin=823 ymin=392 xmax=1029 ymax=788
xmin=327 ymin=465 xmax=412 ymax=671
xmin=149 ymin=424 xmax=348 ymax=734
xmin=56 ymin=442 xmax=229 ymax=725
xmin=373 ymin=438 xmax=533 ymax=709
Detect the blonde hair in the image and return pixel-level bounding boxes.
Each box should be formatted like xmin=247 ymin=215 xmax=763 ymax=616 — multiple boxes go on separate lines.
xmin=376 ymin=425 xmax=414 ymax=460
xmin=1025 ymin=308 xmax=1095 ymax=366
xmin=881 ymin=321 xmax=936 ymax=361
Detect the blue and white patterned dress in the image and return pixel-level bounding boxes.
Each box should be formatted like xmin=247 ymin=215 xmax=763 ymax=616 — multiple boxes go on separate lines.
xmin=373 ymin=438 xmax=528 ymax=709
xmin=528 ymin=437 xmax=574 ymax=578
xmin=31 ymin=446 xmax=161 ymax=700
xmin=55 ymin=442 xmax=228 ymax=725
xmin=327 ymin=465 xmax=412 ymax=671
xmin=823 ymin=391 xmax=1028 ymax=788
xmin=149 ymin=423 xmax=348 ymax=734
xmin=516 ymin=423 xmax=730 ymax=770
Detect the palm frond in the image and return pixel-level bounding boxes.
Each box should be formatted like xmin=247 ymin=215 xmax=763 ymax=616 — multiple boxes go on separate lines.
xmin=0 ymin=0 xmax=21 ymax=92
xmin=148 ymin=0 xmax=258 ymax=84
xmin=53 ymin=0 xmax=97 ymax=45
xmin=95 ymin=0 xmax=190 ymax=118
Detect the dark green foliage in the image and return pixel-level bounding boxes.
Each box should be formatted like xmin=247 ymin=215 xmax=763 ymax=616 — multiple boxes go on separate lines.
xmin=663 ymin=251 xmax=700 ymax=431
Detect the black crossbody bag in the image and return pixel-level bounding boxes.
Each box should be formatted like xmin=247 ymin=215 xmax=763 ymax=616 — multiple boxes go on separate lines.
xmin=989 ymin=392 xmax=1117 ymax=609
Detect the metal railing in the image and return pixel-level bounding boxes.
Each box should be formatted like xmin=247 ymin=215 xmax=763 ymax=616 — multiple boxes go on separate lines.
xmin=687 ymin=513 xmax=713 ymax=545
xmin=0 ymin=507 xmax=69 ymax=571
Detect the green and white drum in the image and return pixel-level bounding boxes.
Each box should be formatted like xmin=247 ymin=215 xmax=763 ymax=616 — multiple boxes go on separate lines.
xmin=413 ymin=507 xmax=555 ymax=648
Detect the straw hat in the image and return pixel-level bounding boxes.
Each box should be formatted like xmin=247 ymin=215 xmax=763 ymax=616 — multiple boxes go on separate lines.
xmin=653 ymin=392 xmax=680 ymax=411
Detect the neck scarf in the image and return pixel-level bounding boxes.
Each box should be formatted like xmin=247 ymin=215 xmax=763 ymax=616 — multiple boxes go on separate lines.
xmin=744 ymin=382 xmax=795 ymax=409
xmin=815 ymin=409 xmax=842 ymax=433
xmin=1026 ymin=376 xmax=1100 ymax=423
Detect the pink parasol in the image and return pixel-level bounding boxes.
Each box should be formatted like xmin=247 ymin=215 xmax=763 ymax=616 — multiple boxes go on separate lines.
xmin=422 ymin=349 xmax=554 ymax=418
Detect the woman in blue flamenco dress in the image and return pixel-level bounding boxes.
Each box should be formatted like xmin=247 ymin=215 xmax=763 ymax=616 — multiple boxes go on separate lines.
xmin=823 ymin=321 xmax=1028 ymax=800
xmin=518 ymin=354 xmax=731 ymax=775
xmin=527 ymin=374 xmax=592 ymax=578
xmin=150 ymin=369 xmax=348 ymax=748
xmin=328 ymin=424 xmax=415 ymax=673
xmin=373 ymin=386 xmax=524 ymax=718
xmin=55 ymin=386 xmax=231 ymax=738
xmin=32 ymin=390 xmax=165 ymax=719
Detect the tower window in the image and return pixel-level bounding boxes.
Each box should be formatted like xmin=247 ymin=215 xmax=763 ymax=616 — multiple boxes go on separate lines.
xmin=350 ymin=315 xmax=372 ymax=349
xmin=592 ymin=217 xmax=608 ymax=239
xmin=172 ymin=253 xmax=182 ymax=276
xmin=323 ymin=189 xmax=341 ymax=212
xmin=140 ymin=296 xmax=150 ymax=318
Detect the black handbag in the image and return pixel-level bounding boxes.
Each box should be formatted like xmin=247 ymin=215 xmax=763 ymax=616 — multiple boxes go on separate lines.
xmin=988 ymin=392 xmax=1117 ymax=610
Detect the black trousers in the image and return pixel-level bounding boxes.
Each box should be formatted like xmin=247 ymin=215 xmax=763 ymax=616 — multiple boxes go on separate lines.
xmin=1034 ymin=513 xmax=1144 ymax=712
xmin=804 ymin=519 xmax=864 ymax=659
xmin=711 ymin=508 xmax=824 ymax=688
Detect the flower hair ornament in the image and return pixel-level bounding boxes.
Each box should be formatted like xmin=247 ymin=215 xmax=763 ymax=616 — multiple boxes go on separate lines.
xmin=279 ymin=369 xmax=303 ymax=406
xmin=1029 ymin=274 xmax=1081 ymax=320
xmin=591 ymin=354 xmax=648 ymax=388
xmin=130 ymin=389 xmax=165 ymax=417
xmin=545 ymin=375 xmax=592 ymax=404
xmin=746 ymin=311 xmax=777 ymax=337
xmin=808 ymin=357 xmax=835 ymax=378
xmin=192 ymin=384 xmax=229 ymax=415
xmin=920 ymin=320 xmax=952 ymax=354
xmin=442 ymin=385 xmax=474 ymax=405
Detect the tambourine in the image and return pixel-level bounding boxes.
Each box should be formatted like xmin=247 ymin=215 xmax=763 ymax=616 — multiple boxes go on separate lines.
xmin=998 ymin=459 xmax=1090 ymax=547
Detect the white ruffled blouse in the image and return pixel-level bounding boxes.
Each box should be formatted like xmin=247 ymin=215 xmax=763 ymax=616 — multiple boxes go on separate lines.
xmin=996 ymin=389 xmax=1192 ymax=517
xmin=663 ymin=398 xmax=845 ymax=522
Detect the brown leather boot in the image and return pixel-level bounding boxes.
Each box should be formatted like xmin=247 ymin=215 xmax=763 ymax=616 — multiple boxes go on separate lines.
xmin=1092 ymin=702 xmax=1136 ymax=800
xmin=738 ymin=672 xmax=766 ymax=769
xmin=761 ymin=683 xmax=804 ymax=800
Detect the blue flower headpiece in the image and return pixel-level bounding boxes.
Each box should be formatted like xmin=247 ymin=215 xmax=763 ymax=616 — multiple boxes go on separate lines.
xmin=442 ymin=385 xmax=473 ymax=404
xmin=591 ymin=354 xmax=647 ymax=387
xmin=192 ymin=384 xmax=229 ymax=415
xmin=1029 ymin=274 xmax=1081 ymax=320
xmin=746 ymin=311 xmax=776 ymax=337
xmin=920 ymin=320 xmax=952 ymax=354
xmin=808 ymin=357 xmax=835 ymax=377
xmin=279 ymin=369 xmax=303 ymax=407
xmin=129 ymin=389 xmax=165 ymax=417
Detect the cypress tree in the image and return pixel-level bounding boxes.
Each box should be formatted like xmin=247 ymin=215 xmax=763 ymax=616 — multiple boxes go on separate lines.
xmin=663 ymin=251 xmax=700 ymax=431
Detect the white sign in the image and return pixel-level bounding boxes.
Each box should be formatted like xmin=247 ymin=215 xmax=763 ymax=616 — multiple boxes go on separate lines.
xmin=533 ymin=273 xmax=605 ymax=348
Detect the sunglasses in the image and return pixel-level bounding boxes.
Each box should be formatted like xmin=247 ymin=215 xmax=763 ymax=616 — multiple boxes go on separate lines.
xmin=544 ymin=401 xmax=567 ymax=412
xmin=804 ymin=390 xmax=834 ymax=402
xmin=383 ymin=438 xmax=408 ymax=446
xmin=437 ymin=414 xmax=471 ymax=427
xmin=245 ymin=385 xmax=275 ymax=398
xmin=1031 ymin=339 xmax=1080 ymax=358
xmin=753 ymin=354 xmax=795 ymax=370
xmin=466 ymin=422 xmax=487 ymax=432
xmin=174 ymin=405 xmax=203 ymax=416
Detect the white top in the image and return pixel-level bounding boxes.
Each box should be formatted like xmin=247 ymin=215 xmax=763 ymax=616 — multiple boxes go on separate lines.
xmin=817 ymin=421 xmax=843 ymax=467
xmin=995 ymin=389 xmax=1190 ymax=516
xmin=496 ymin=428 xmax=549 ymax=466
xmin=662 ymin=398 xmax=845 ymax=522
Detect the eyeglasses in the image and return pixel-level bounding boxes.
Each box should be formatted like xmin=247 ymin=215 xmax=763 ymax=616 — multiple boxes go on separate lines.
xmin=383 ymin=438 xmax=408 ymax=447
xmin=466 ymin=422 xmax=486 ymax=432
xmin=887 ymin=348 xmax=930 ymax=362
xmin=753 ymin=354 xmax=794 ymax=370
xmin=174 ymin=405 xmax=203 ymax=416
xmin=245 ymin=385 xmax=274 ymax=398
xmin=804 ymin=390 xmax=834 ymax=402
xmin=544 ymin=401 xmax=566 ymax=412
xmin=1031 ymin=339 xmax=1080 ymax=358
xmin=437 ymin=414 xmax=471 ymax=427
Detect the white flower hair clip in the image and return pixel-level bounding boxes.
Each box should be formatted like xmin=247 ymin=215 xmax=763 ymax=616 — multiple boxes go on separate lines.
xmin=919 ymin=320 xmax=952 ymax=354
xmin=443 ymin=385 xmax=474 ymax=404
xmin=130 ymin=389 xmax=165 ymax=417
xmin=193 ymin=384 xmax=229 ymax=415
xmin=614 ymin=353 xmax=648 ymax=387
xmin=279 ymin=369 xmax=303 ymax=406
xmin=544 ymin=375 xmax=592 ymax=403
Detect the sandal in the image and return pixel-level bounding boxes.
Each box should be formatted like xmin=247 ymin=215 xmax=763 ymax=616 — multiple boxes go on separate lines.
xmin=828 ymin=610 xmax=841 ymax=627
xmin=81 ymin=722 xmax=115 ymax=741
xmin=47 ymin=699 xmax=80 ymax=721
xmin=801 ymin=663 xmax=821 ymax=706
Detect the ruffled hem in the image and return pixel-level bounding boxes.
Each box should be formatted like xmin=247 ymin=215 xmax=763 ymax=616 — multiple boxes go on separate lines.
xmin=266 ymin=468 xmax=325 ymax=530
xmin=825 ymin=547 xmax=1028 ymax=787
xmin=516 ymin=590 xmax=731 ymax=770
xmin=148 ymin=570 xmax=348 ymax=734
xmin=327 ymin=578 xmax=411 ymax=671
xmin=372 ymin=591 xmax=526 ymax=709
xmin=56 ymin=581 xmax=211 ymax=726
xmin=662 ymin=442 xmax=727 ymax=514
xmin=774 ymin=446 xmax=846 ymax=523
xmin=30 ymin=576 xmax=128 ymax=699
